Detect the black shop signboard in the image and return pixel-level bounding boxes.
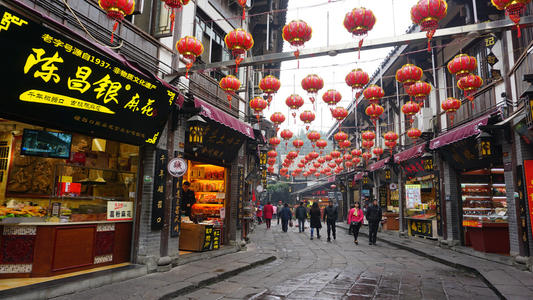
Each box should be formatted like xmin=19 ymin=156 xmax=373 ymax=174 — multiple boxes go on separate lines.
xmin=185 ymin=120 xmax=245 ymax=163
xmin=152 ymin=149 xmax=168 ymax=230
xmin=0 ymin=5 xmax=175 ymax=145
xmin=401 ymin=156 xmax=434 ymax=179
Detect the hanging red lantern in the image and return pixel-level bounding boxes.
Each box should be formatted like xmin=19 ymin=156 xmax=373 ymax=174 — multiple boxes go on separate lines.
xmin=225 ymin=28 xmax=254 ymax=73
xmin=343 ymin=8 xmax=376 ymax=59
xmin=373 ymin=147 xmax=384 ymax=158
xmin=334 ymin=131 xmax=348 ymax=143
xmin=346 ymin=69 xmax=370 ymax=92
xmin=352 ymin=157 xmax=361 ymax=165
xmin=322 ymin=89 xmax=342 ymax=107
xmin=286 ymin=94 xmax=305 ymax=121
xmin=161 ymin=0 xmax=190 ymax=32
xmin=362 ymin=139 xmax=374 ymax=149
xmin=328 ymin=162 xmax=337 ymax=169
xmin=307 ymin=131 xmax=321 ymax=146
xmin=267 ymin=150 xmax=278 ymax=158
xmin=457 ymin=74 xmax=483 ymax=107
xmin=280 ymin=129 xmax=293 ymax=149
xmin=259 ymin=75 xmax=281 ymax=107
xmin=345 ymin=161 xmax=354 ymax=169
xmin=292 ymin=139 xmax=304 ymax=151
xmin=492 ymin=0 xmax=531 ymax=37
xmin=302 ymin=74 xmax=324 ymax=109
xmin=176 ymin=36 xmax=204 ymax=79
xmin=339 ymin=140 xmax=352 ymax=149
xmin=313 ymin=161 xmax=321 ymax=169
xmin=330 ymin=150 xmax=341 ymax=159
xmin=269 ymin=137 xmax=281 ymax=148
xmin=331 ymin=107 xmax=349 ymax=124
xmin=361 ymin=130 xmax=376 ymax=141
xmin=385 ymin=140 xmax=397 ymax=154
xmin=287 ymin=151 xmax=299 ymax=160
xmin=323 ymin=167 xmax=331 ymax=173
xmin=249 ymin=97 xmax=268 ymax=121
xmin=395 ymin=64 xmax=423 ymax=88
xmin=267 ymin=158 xmax=276 ymax=165
xmin=325 ymin=154 xmax=333 ymax=161
xmin=344 ymin=154 xmax=353 ymax=161
xmin=282 ymin=162 xmax=290 ymax=168
xmin=441 ymin=97 xmax=462 ymax=125
xmin=280 ymin=167 xmax=289 ymax=174
xmin=351 ymin=149 xmax=363 ymax=157
xmin=98 ymin=0 xmax=135 ymax=43
xmin=282 ymin=20 xmax=312 ymax=67
xmin=365 ymin=104 xmax=384 ymax=125
xmin=270 ymin=112 xmax=286 ymax=132
xmin=316 ymin=139 xmax=328 ymax=154
xmin=300 ymin=110 xmax=316 ymax=131
xmin=309 ymin=151 xmax=320 ymax=160
xmin=401 ymin=101 xmax=420 ymax=124
xmin=362 ymin=152 xmax=372 ymax=161
xmin=363 ymin=85 xmax=385 ymax=105
xmin=407 ymin=127 xmax=422 ymax=140
xmin=317 ymin=157 xmax=326 ymax=164
xmin=219 ymin=75 xmax=241 ymax=108
xmin=314 ymin=172 xmax=321 ymax=178
xmin=298 ymin=163 xmax=305 ymax=169
xmin=236 ymin=0 xmax=248 ymax=20
xmin=335 ymin=158 xmax=344 ymax=166
xmin=411 ymin=0 xmax=448 ymax=51
xmin=407 ymin=81 xmax=432 ymax=106
xmin=383 ymin=131 xmax=399 ymax=142
xmin=447 ymin=54 xmax=477 ymax=79
xmin=267 ymin=166 xmax=274 ymax=173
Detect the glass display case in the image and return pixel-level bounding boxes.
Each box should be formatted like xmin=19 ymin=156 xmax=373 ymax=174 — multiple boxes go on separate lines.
xmin=461 ymin=183 xmax=507 ymax=225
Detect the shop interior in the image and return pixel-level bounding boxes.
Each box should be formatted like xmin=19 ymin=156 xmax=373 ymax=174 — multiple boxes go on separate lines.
xmin=404 ymin=174 xmax=439 ymax=238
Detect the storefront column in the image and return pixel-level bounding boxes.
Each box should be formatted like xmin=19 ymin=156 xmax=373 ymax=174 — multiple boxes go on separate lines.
xmin=228 ymin=144 xmax=245 ymax=243
xmin=503 ymin=139 xmax=521 ymax=257
xmin=442 ymin=158 xmax=461 ymax=242
xmin=398 ymin=168 xmax=406 ymax=234
xmin=514 ymin=130 xmax=533 ymax=256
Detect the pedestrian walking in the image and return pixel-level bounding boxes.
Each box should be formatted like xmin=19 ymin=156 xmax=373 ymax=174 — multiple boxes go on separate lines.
xmin=295 ymin=202 xmax=307 ymax=233
xmin=365 ymin=199 xmax=382 ymax=245
xmin=279 ymin=203 xmax=292 ymax=233
xmin=272 ymin=204 xmax=277 ymax=221
xmin=347 ymin=202 xmax=364 ymax=245
xmin=276 ymin=201 xmax=283 ymax=225
xmin=323 ymin=200 xmax=338 ymax=242
xmin=263 ymin=202 xmax=274 ymax=229
xmin=256 ymin=205 xmax=263 ymax=224
xmin=309 ymin=202 xmax=322 ymax=240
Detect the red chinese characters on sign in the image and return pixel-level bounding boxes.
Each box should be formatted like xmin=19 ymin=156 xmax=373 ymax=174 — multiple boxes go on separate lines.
xmin=524 ymin=160 xmax=533 ymax=238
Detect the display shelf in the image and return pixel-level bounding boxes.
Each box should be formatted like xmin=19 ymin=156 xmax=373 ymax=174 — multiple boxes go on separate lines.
xmin=463 ymin=208 xmax=493 ymax=210
xmin=191 ymin=179 xmax=225 ymax=182
xmin=461 ymin=183 xmax=489 ymax=186
xmin=462 ymin=195 xmax=491 ymax=199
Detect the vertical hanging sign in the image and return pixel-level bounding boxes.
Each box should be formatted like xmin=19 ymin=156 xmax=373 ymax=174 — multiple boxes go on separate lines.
xmin=523 ymin=160 xmax=533 ymax=240
xmin=151 ymin=149 xmax=168 ymax=230
xmin=238 ymin=167 xmax=244 ymax=220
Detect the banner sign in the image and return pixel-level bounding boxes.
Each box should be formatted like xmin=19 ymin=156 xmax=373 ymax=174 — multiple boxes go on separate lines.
xmin=409 ymin=219 xmax=433 ymax=237
xmin=152 ymin=149 xmax=168 ymax=230
xmin=405 ymin=184 xmax=422 ymax=209
xmin=523 ymin=160 xmax=533 ymax=240
xmin=107 ymin=201 xmax=133 ymax=221
xmin=0 ymin=5 xmax=175 ymax=145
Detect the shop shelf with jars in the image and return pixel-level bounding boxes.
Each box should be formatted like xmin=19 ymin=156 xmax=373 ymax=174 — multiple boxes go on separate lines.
xmin=461 ymin=183 xmax=507 ymax=225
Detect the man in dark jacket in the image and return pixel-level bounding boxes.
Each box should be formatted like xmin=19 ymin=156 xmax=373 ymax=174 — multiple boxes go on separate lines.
xmin=180 ymin=181 xmax=195 ymax=218
xmin=323 ymin=200 xmax=338 ymax=242
xmin=279 ymin=203 xmax=292 ymax=233
xmin=365 ymin=199 xmax=382 ymax=245
xmin=295 ymin=202 xmax=307 ymax=233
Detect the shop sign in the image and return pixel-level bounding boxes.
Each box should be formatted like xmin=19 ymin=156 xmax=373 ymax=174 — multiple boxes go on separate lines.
xmin=107 ymin=201 xmax=133 ymax=221
xmin=486 ymin=51 xmax=499 ymax=66
xmin=379 ymin=186 xmax=387 ymax=207
xmin=186 ymin=123 xmax=245 ymax=162
xmin=212 ymin=228 xmax=221 ymax=250
xmin=237 ymin=167 xmax=244 ymax=220
xmin=171 ymin=152 xmax=182 ymax=237
xmin=0 ymin=6 xmax=175 ymax=146
xmin=168 ymin=157 xmax=187 ymax=177
xmin=462 ymin=220 xmax=482 ymax=228
xmin=203 ymin=225 xmax=214 ymax=251
xmin=402 ymin=157 xmax=433 ymax=177
xmin=523 ymin=160 xmax=533 ymax=239
xmin=405 ymin=184 xmax=422 ymax=209
xmin=389 ymin=183 xmax=397 ymax=190
xmin=410 ymin=219 xmax=432 ymax=237
xmin=151 ymin=149 xmax=168 ymax=230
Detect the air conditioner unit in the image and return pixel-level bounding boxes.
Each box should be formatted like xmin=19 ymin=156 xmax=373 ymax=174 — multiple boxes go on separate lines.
xmin=417 ymin=107 xmax=433 ymax=132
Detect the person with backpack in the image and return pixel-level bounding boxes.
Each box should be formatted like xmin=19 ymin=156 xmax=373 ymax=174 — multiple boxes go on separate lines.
xmin=323 ymin=200 xmax=338 ymax=242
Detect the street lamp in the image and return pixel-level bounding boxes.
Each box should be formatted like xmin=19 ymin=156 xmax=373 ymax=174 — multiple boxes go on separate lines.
xmin=187 ymin=115 xmax=208 ymax=151
xmin=476 ymin=131 xmax=492 ymax=158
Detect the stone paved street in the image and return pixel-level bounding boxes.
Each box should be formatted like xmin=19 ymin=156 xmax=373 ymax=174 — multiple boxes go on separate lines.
xmin=176 ymin=222 xmax=497 ymax=300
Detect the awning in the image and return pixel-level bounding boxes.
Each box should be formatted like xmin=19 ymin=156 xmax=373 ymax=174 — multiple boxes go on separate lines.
xmin=194 ymin=98 xmax=254 ymax=139
xmin=354 ymin=172 xmax=367 ymax=181
xmin=394 ymin=143 xmax=426 ymax=163
xmin=429 ymin=114 xmax=492 ymax=150
xmin=367 ymin=157 xmax=390 ymax=172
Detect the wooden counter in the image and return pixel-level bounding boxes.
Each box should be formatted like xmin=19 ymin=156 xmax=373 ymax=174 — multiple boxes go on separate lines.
xmin=0 ymin=221 xmax=132 ymax=278
xmin=382 ymin=212 xmax=399 ymax=231
xmin=464 ymin=222 xmax=510 ymax=254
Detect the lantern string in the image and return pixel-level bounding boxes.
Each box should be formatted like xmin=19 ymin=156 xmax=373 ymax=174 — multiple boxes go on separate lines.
xmin=61 ymin=0 xmax=123 ymax=49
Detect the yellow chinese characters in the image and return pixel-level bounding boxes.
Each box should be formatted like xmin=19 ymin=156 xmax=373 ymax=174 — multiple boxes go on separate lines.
xmin=24 ymin=48 xmax=64 ymax=83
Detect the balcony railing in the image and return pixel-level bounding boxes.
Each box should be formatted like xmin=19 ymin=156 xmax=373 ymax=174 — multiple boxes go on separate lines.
xmin=189 ymin=72 xmax=242 ymax=118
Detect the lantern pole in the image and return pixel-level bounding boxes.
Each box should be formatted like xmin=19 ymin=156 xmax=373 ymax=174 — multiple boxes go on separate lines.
xmin=472 ymin=0 xmax=479 ymax=23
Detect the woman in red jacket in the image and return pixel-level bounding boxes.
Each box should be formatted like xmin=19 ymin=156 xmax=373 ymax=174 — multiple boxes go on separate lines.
xmin=263 ymin=202 xmax=274 ymax=229
xmin=347 ymin=202 xmax=364 ymax=244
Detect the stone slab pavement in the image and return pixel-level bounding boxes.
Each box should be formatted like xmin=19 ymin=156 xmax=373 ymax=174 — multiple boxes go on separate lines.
xmin=336 ymin=223 xmax=533 ymax=300
xmin=176 ymin=221 xmax=501 ymax=300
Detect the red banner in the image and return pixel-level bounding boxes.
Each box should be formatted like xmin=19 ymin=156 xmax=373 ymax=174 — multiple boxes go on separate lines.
xmin=524 ymin=160 xmax=533 ymax=238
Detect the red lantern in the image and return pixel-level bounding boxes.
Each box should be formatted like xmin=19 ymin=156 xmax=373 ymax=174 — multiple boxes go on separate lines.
xmin=280 ymin=167 xmax=288 ymax=174
xmin=447 ymin=54 xmax=477 ymax=79
xmin=346 ymin=69 xmax=370 ymax=92
xmin=441 ymin=97 xmax=462 ymax=125
xmin=362 ymin=140 xmax=374 ymax=149
xmin=362 ymin=152 xmax=372 ymax=161
xmin=343 ymin=8 xmax=376 ymax=59
xmin=316 ymin=139 xmax=328 ymax=154
xmin=269 ymin=137 xmax=281 ymax=148
xmin=236 ymin=0 xmax=247 ymax=20
xmin=339 ymin=140 xmax=352 ymax=149
xmin=407 ymin=81 xmax=432 ymax=106
xmin=325 ymin=154 xmax=333 ymax=161
xmin=225 ymin=28 xmax=254 ymax=72
xmin=282 ymin=20 xmax=312 ymax=67
xmin=344 ymin=154 xmax=353 ymax=161
xmin=313 ymin=162 xmax=321 ymax=169
xmin=361 ymin=130 xmax=376 ymax=141
xmin=384 ymin=131 xmax=399 ymax=142
xmin=307 ymin=131 xmax=321 ymax=147
xmin=309 ymin=151 xmax=319 ymax=160
xmin=317 ymin=157 xmax=326 ymax=164
xmin=259 ymin=75 xmax=281 ymax=107
xmin=314 ymin=173 xmax=321 ymax=178
xmin=365 ymin=104 xmax=384 ymax=125
xmin=280 ymin=129 xmax=293 ymax=149
xmin=267 ymin=150 xmax=278 ymax=158
xmin=249 ymin=97 xmax=268 ymax=121
xmin=219 ymin=75 xmax=241 ymax=108
xmin=407 ymin=127 xmax=422 ymax=140
xmin=351 ymin=149 xmax=363 ymax=157
xmin=328 ymin=162 xmax=337 ymax=168
xmin=373 ymin=147 xmax=384 ymax=158
xmin=457 ymin=74 xmax=483 ymax=107
xmin=363 ymin=85 xmax=385 ymax=105
xmin=286 ymin=94 xmax=305 ymax=121
xmin=302 ymin=74 xmax=324 ymax=108
xmin=330 ymin=151 xmax=341 ymax=158
xmin=267 ymin=166 xmax=274 ymax=173
xmin=385 ymin=140 xmax=397 ymax=153
xmin=298 ymin=163 xmax=305 ymax=169
xmin=270 ymin=112 xmax=286 ymax=132
xmin=331 ymin=107 xmax=349 ymax=124
xmin=395 ymin=64 xmax=423 ymax=88
xmin=411 ymin=0 xmax=448 ymax=51
xmin=300 ymin=110 xmax=316 ymax=131
xmin=323 ymin=167 xmax=331 ymax=173
xmin=322 ymin=89 xmax=342 ymax=107
xmin=287 ymin=151 xmax=298 ymax=160
xmin=292 ymin=139 xmax=304 ymax=151
xmin=401 ymin=101 xmax=420 ymax=124
xmin=492 ymin=0 xmax=531 ymax=37
xmin=352 ymin=157 xmax=361 ymax=165
xmin=176 ymin=36 xmax=204 ymax=79
xmin=334 ymin=131 xmax=348 ymax=143
xmin=335 ymin=158 xmax=344 ymax=166
xmin=161 ymin=0 xmax=190 ymax=31
xmin=345 ymin=161 xmax=354 ymax=169
xmin=98 ymin=0 xmax=135 ymax=43
xmin=267 ymin=158 xmax=276 ymax=165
